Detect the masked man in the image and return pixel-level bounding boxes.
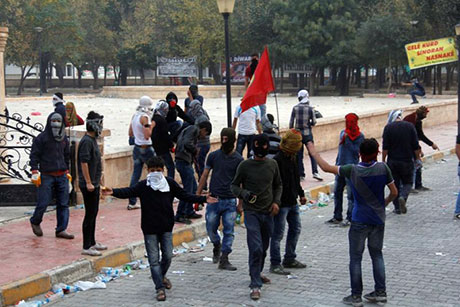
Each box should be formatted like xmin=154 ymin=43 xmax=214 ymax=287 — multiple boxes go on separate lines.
xmin=30 ymin=112 xmax=74 ymax=239
xmin=197 ymin=128 xmax=244 ymax=270
xmin=231 ymin=134 xmax=283 ymax=301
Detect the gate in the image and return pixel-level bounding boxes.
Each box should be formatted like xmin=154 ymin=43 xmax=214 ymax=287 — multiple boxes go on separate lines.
xmin=0 ymin=111 xmax=43 ymax=205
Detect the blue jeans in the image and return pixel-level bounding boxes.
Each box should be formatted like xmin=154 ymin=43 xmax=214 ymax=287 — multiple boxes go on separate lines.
xmin=176 ymin=159 xmax=196 ymax=218
xmin=244 ymin=210 xmax=274 ymax=288
xmin=349 ymin=222 xmax=386 ymax=296
xmin=236 ymin=134 xmax=255 ymax=159
xmin=455 ymin=165 xmax=460 ymax=215
xmin=413 ymin=166 xmax=422 ymax=189
xmin=334 ymin=175 xmax=353 ymax=221
xmin=144 ymin=232 xmax=173 ymax=290
xmin=159 ymin=152 xmax=175 ymax=179
xmin=270 ymin=205 xmax=301 ymax=266
xmin=205 ymin=198 xmax=237 ymax=254
xmin=195 ymin=143 xmax=210 ymax=184
xmin=30 ymin=174 xmax=69 ymax=233
xmin=297 ymin=134 xmax=318 ymax=177
xmin=129 ymin=146 xmax=155 ymax=205
xmin=410 ymin=89 xmax=424 ymax=103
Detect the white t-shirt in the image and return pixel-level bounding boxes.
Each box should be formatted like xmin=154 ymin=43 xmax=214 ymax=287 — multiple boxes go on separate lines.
xmin=234 ymin=105 xmax=261 ymax=135
xmin=132 ymin=113 xmax=152 ymax=146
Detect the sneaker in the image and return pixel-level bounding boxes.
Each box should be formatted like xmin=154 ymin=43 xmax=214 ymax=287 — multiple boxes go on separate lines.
xmin=364 ymin=290 xmax=387 ymax=303
xmin=454 ymin=214 xmax=460 ymax=220
xmin=186 ymin=213 xmax=202 ymax=219
xmin=312 ymin=173 xmax=323 ymax=181
xmin=410 ymin=188 xmax=419 ymax=194
xmin=127 ymin=203 xmax=140 ymax=210
xmin=282 ymin=259 xmax=307 ymax=269
xmin=31 ymin=222 xmax=43 ymax=237
xmin=415 ymin=186 xmax=430 ymax=191
xmin=250 ymin=288 xmax=261 ymax=300
xmin=81 ymin=248 xmax=102 ymax=256
xmin=411 ymin=100 xmax=419 ymax=104
xmin=398 ymin=197 xmax=407 ymax=214
xmin=175 ymin=217 xmax=192 ymax=225
xmin=342 ymin=294 xmax=363 ymax=307
xmin=269 ymin=265 xmax=291 ymax=275
xmin=55 ymin=231 xmax=75 ymax=239
xmin=91 ymin=242 xmax=107 ymax=251
xmin=325 ymin=218 xmax=342 ymax=224
xmin=340 ymin=220 xmax=351 ymax=227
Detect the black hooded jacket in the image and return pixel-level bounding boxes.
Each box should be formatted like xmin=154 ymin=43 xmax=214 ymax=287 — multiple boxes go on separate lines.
xmin=165 ymin=92 xmax=194 ymax=125
xmin=30 ymin=112 xmax=70 ymax=173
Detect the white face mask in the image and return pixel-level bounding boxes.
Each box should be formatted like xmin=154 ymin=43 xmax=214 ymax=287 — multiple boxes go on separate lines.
xmin=146 ymin=171 xmax=169 ymax=192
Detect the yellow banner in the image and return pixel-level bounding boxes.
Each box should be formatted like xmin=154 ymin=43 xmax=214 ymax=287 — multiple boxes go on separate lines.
xmin=405 ymin=37 xmax=458 ymax=70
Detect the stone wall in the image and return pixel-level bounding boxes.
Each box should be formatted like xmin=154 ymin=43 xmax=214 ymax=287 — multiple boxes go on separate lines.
xmin=100 ymin=85 xmax=247 ymax=99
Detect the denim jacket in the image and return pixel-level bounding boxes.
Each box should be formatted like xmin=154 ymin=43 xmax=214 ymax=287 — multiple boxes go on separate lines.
xmin=335 ymin=130 xmax=364 ymax=166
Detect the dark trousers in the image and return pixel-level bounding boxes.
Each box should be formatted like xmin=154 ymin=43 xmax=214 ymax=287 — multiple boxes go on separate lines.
xmin=270 ymin=205 xmax=301 ymax=266
xmin=236 ymin=134 xmax=255 ymax=159
xmin=349 ymin=222 xmax=386 ymax=296
xmin=159 ymin=152 xmax=175 ymax=179
xmin=414 ymin=167 xmax=422 ymax=189
xmin=387 ymin=159 xmax=413 ymax=212
xmin=410 ymin=89 xmax=424 ymax=103
xmin=195 ymin=143 xmax=210 ymax=185
xmin=244 ymin=210 xmax=274 ymax=288
xmin=81 ymin=187 xmax=100 ymax=250
xmin=297 ymin=134 xmax=318 ymax=177
xmin=30 ymin=174 xmax=69 ymax=233
xmin=175 ymin=159 xmax=196 ymax=218
xmin=144 ymin=232 xmax=173 ymax=290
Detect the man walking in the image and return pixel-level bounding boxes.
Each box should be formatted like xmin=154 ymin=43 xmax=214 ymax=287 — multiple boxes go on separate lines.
xmin=127 ymin=96 xmax=155 ymax=210
xmin=231 ymin=134 xmax=283 ymax=300
xmin=290 ymin=89 xmax=322 ymax=181
xmin=152 ymin=100 xmax=175 ymax=179
xmin=270 ymin=129 xmax=307 ymax=275
xmin=78 ymin=111 xmax=107 ymax=256
xmin=308 ymin=139 xmax=397 ymax=307
xmin=326 ymin=113 xmax=364 ymax=226
xmin=232 ymin=105 xmax=262 ymax=158
xmin=175 ymin=121 xmax=212 ymax=224
xmin=403 ymin=106 xmax=439 ymax=191
xmin=30 ymin=112 xmax=74 ymax=239
xmin=383 ymin=110 xmax=420 ymax=214
xmin=197 ymin=128 xmax=243 ymax=270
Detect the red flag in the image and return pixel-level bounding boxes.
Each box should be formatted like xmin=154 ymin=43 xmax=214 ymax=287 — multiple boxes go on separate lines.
xmin=240 ymin=46 xmax=274 ymax=112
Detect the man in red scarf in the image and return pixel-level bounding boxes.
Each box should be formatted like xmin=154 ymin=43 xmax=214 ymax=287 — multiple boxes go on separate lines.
xmin=326 ymin=113 xmax=364 ymax=226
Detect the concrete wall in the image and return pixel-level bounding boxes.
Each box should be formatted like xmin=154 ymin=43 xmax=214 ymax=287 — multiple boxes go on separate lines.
xmin=100 ymin=85 xmax=247 ymax=99
xmin=101 ymin=99 xmax=457 ymax=188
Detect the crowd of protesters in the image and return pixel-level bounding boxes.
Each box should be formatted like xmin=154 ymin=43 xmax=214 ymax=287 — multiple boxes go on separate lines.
xmin=28 ymin=83 xmax=450 ymax=306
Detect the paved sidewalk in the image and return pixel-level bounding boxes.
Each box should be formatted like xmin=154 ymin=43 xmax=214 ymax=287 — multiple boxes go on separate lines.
xmin=50 ymin=155 xmax=460 ymax=306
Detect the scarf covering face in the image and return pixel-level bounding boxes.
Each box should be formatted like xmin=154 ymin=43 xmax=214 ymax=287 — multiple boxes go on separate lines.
xmin=136 ymin=96 xmax=154 ymax=118
xmin=252 ymin=133 xmax=270 ymax=158
xmin=416 ymin=106 xmax=429 ymax=120
xmin=280 ymin=128 xmax=302 ymax=155
xmin=65 ymin=102 xmax=79 ymax=126
xmin=220 ymin=127 xmax=236 ymax=154
xmin=298 ymin=89 xmax=309 ymax=104
xmin=189 ymin=99 xmax=208 ymax=119
xmin=155 ymin=100 xmax=169 ymax=118
xmin=387 ymin=110 xmax=402 ymax=124
xmin=166 ymin=92 xmax=178 ymax=108
xmin=341 ymin=113 xmax=360 ymax=144
xmin=146 ymin=171 xmax=170 ymax=192
xmin=49 ymin=112 xmax=65 ymax=142
xmin=52 ymin=94 xmax=65 ymax=107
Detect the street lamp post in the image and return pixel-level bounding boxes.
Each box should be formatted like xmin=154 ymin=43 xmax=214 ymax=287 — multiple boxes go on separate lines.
xmin=34 ymin=27 xmax=43 ymax=96
xmin=217 ymin=0 xmax=235 ymax=128
xmin=456 ymin=24 xmax=460 ymax=144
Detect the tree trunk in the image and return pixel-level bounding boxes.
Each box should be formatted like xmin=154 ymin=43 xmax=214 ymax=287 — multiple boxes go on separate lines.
xmin=338 ymin=65 xmax=348 ymax=96
xmin=103 ymin=65 xmax=108 ymax=86
xmin=445 ymin=65 xmax=452 ymax=90
xmin=356 ymin=66 xmax=361 ymax=88
xmin=364 ymin=65 xmax=369 ymax=89
xmin=47 ymin=61 xmax=53 ymax=88
xmin=309 ymin=68 xmax=318 ymax=96
xmin=280 ymin=63 xmax=284 ymax=93
xmin=140 ymin=68 xmax=145 ymax=85
xmin=17 ymin=66 xmax=26 ymax=95
xmin=437 ymin=65 xmax=442 ymax=95
xmin=331 ymin=66 xmax=337 ymax=86
xmin=119 ymin=62 xmax=128 ymax=86
xmin=424 ymin=67 xmax=432 ymax=86
xmin=76 ymin=67 xmax=83 ymax=88
xmin=92 ymin=63 xmax=99 ymax=90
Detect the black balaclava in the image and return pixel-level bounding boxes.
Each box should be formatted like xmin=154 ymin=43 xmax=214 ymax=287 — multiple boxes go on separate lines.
xmin=166 ymin=92 xmax=178 ymax=108
xmin=48 ymin=112 xmax=65 ymax=142
xmin=220 ymin=128 xmax=236 ymax=154
xmin=252 ymin=134 xmax=269 ymax=158
xmin=189 ymin=85 xmax=199 ymax=99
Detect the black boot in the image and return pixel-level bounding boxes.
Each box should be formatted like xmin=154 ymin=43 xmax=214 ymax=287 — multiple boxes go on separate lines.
xmin=218 ymin=253 xmax=237 ymax=271
xmin=212 ymin=243 xmax=221 ymax=264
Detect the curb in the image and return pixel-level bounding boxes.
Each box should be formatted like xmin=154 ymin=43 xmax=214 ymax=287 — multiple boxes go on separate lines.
xmin=1 ymin=147 xmax=455 ymax=306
